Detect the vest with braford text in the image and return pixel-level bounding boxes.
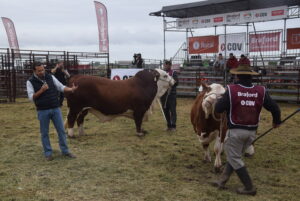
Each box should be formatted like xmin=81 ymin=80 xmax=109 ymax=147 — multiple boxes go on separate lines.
xmin=228 ymin=84 xmax=265 ymax=127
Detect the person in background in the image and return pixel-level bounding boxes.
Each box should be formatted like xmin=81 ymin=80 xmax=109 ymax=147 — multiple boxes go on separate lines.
xmin=26 ymin=62 xmax=77 ymax=161
xmin=226 ymin=53 xmax=239 ymax=70
xmin=212 ymin=64 xmax=281 ymax=196
xmin=213 ymin=53 xmax=225 ymax=75
xmin=132 ymin=53 xmax=144 ymax=68
xmin=226 ymin=53 xmax=239 ymax=82
xmin=160 ymin=60 xmax=178 ymax=131
xmin=239 ymin=54 xmax=251 ymax=66
xmin=51 ymin=60 xmax=70 ymax=106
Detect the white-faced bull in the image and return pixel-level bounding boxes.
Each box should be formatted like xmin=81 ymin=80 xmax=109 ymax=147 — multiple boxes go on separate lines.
xmin=191 ymin=83 xmax=227 ymax=172
xmin=64 ymin=68 xmax=175 ymax=137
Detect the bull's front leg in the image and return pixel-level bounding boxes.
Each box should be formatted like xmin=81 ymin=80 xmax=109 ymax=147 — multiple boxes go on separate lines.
xmin=213 ymin=135 xmax=223 ymax=173
xmin=198 ymin=134 xmax=211 ymax=162
xmin=76 ymin=109 xmax=89 ymax=136
xmin=134 ymin=111 xmax=146 ymax=136
xmin=244 ymin=145 xmax=255 ymax=157
xmin=66 ymin=108 xmax=81 ymax=138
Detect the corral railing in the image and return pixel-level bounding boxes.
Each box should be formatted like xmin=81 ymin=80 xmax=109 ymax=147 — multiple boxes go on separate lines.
xmin=112 ymin=59 xmax=162 ymax=69
xmin=0 ymin=48 xmax=109 ymax=103
xmin=177 ymin=57 xmax=300 ymax=103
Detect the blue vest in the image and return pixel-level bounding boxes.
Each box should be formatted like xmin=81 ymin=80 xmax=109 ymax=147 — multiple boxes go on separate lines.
xmin=29 ymin=73 xmax=60 ymax=110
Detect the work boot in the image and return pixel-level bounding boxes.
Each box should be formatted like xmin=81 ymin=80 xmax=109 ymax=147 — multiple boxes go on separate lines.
xmin=211 ymin=162 xmax=234 ymax=189
xmin=235 ymin=166 xmax=257 ymax=196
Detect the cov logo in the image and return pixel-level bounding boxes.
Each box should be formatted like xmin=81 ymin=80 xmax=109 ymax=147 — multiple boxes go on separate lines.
xmin=193 ymin=41 xmax=200 ymax=50
xmin=112 ymin=75 xmax=120 ymax=80
xmin=240 ymin=100 xmax=255 ymax=106
xmin=201 ymin=19 xmax=210 ymax=23
xmin=112 ymin=75 xmax=133 ymax=80
xmin=220 ymin=43 xmax=243 ymax=51
xmin=255 ymin=12 xmax=267 ymax=18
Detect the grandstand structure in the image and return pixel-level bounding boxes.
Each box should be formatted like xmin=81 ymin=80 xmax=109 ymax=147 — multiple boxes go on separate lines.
xmin=150 ymin=0 xmax=300 ymax=102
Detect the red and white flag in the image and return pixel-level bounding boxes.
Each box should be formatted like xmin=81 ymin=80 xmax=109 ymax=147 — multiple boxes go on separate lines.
xmin=1 ymin=17 xmax=21 ymax=57
xmin=94 ymin=1 xmax=109 ymax=53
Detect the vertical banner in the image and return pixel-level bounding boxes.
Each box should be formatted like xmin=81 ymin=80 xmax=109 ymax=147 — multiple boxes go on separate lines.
xmin=94 ymin=1 xmax=109 ymax=53
xmin=287 ymin=28 xmax=300 ymax=50
xmin=1 ymin=17 xmax=21 ymax=58
xmin=249 ymin=32 xmax=281 ymax=52
xmin=188 ymin=36 xmax=219 ymax=54
xmin=219 ymin=33 xmax=246 ymax=56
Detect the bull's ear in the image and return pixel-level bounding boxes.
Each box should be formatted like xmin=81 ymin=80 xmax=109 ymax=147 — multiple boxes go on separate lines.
xmin=201 ymin=82 xmax=210 ymax=91
xmin=153 ymin=71 xmax=160 ymax=82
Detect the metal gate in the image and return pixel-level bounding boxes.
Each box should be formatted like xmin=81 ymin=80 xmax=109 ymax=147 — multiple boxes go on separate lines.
xmin=0 ymin=48 xmax=109 ymax=102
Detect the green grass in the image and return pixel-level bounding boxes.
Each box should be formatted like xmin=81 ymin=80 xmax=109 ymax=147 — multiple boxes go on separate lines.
xmin=0 ymin=98 xmax=299 ymax=201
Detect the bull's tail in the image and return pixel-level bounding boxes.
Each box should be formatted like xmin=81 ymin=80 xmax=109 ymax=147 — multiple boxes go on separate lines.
xmin=219 ymin=113 xmax=228 ymax=143
xmin=191 ymin=94 xmax=202 ymax=133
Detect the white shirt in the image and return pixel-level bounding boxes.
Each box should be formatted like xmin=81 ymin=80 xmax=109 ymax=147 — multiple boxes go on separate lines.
xmin=26 ymin=74 xmax=66 ymax=102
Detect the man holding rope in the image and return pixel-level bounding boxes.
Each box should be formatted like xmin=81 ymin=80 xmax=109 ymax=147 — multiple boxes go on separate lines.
xmin=212 ymin=64 xmax=281 ymax=195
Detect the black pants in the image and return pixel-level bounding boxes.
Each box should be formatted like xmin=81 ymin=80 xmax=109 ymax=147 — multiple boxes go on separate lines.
xmin=58 ymin=92 xmax=64 ymax=106
xmin=160 ymin=93 xmax=177 ymax=128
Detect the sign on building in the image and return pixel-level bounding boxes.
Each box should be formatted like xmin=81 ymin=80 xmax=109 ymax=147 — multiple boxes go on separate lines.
xmin=177 ymin=6 xmax=288 ymax=29
xmin=219 ymin=33 xmax=246 ymax=56
xmin=287 ymin=28 xmax=300 ymax=50
xmin=249 ymin=32 xmax=281 ymax=52
xmin=188 ymin=36 xmax=219 ymax=54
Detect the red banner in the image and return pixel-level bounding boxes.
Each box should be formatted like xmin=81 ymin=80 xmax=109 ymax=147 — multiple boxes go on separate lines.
xmin=94 ymin=1 xmax=109 ymax=53
xmin=1 ymin=17 xmax=21 ymax=58
xmin=287 ymin=28 xmax=300 ymax=50
xmin=249 ymin=32 xmax=281 ymax=52
xmin=189 ymin=36 xmax=219 ymax=54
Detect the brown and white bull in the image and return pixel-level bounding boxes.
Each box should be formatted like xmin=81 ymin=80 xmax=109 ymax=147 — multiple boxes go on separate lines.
xmin=191 ymin=83 xmax=227 ymax=172
xmin=64 ymin=68 xmax=175 ymax=137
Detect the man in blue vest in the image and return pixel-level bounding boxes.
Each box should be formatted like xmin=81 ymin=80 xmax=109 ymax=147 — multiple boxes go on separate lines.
xmin=160 ymin=60 xmax=178 ymax=131
xmin=212 ymin=64 xmax=281 ymax=195
xmin=26 ymin=62 xmax=77 ymax=161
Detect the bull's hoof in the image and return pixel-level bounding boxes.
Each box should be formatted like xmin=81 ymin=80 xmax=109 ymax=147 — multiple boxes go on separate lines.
xmin=68 ymin=135 xmax=76 ymax=138
xmin=203 ymin=156 xmax=212 ymax=163
xmin=244 ymin=153 xmax=254 ymax=158
xmin=213 ymin=166 xmax=222 ymax=173
xmin=136 ymin=132 xmax=145 ymax=137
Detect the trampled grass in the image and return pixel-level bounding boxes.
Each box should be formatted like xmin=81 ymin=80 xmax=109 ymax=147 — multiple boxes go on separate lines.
xmin=0 ymin=98 xmax=299 ymax=201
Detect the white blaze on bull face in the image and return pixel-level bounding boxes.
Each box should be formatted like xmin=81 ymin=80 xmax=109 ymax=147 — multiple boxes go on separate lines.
xmin=154 ymin=68 xmax=175 ymax=98
xmin=202 ymin=83 xmax=225 ymax=119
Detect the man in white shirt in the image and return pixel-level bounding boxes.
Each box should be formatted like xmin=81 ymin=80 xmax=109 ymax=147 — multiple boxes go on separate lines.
xmin=26 ymin=62 xmax=77 ymax=161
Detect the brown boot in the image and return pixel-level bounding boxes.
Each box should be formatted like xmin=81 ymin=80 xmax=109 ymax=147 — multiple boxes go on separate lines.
xmin=211 ymin=162 xmax=234 ymax=189
xmin=235 ymin=166 xmax=257 ymax=196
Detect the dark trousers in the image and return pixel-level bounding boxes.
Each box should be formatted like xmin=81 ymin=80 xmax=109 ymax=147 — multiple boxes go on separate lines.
xmin=58 ymin=92 xmax=64 ymax=106
xmin=160 ymin=93 xmax=177 ymax=128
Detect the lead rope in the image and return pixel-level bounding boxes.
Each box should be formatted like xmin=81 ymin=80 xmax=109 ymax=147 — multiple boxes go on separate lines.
xmin=203 ymin=92 xmax=222 ymax=122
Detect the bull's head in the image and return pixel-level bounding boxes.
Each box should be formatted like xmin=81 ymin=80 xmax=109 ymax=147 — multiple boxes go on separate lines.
xmin=199 ymin=82 xmax=225 ymax=119
xmin=154 ymin=68 xmax=175 ymax=98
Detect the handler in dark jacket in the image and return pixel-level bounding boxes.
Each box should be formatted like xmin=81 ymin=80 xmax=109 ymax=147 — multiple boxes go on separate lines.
xmin=51 ymin=60 xmax=70 ymax=106
xmin=212 ymin=64 xmax=281 ymax=195
xmin=160 ymin=60 xmax=178 ymax=131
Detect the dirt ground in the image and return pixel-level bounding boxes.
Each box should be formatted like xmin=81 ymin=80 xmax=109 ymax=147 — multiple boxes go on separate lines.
xmin=0 ymin=98 xmax=299 ymax=201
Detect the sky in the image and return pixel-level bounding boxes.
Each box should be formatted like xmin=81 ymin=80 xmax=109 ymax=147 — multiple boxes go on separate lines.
xmin=0 ymin=0 xmax=299 ymax=62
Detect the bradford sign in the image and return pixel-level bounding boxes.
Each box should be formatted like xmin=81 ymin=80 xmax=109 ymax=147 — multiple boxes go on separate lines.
xmin=177 ymin=6 xmax=287 ymax=29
